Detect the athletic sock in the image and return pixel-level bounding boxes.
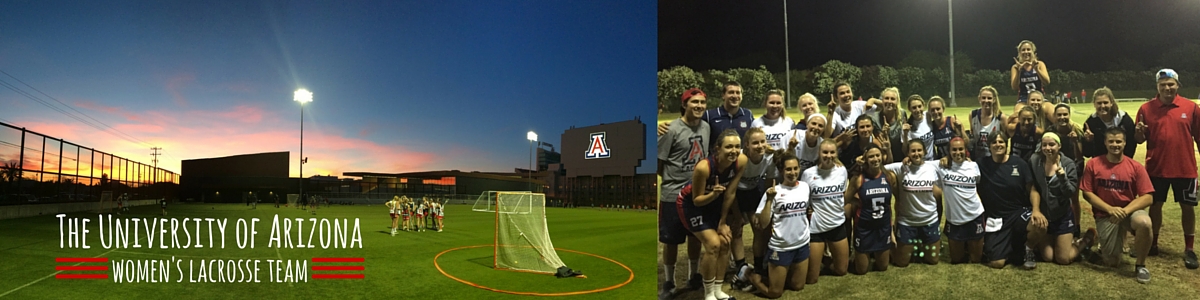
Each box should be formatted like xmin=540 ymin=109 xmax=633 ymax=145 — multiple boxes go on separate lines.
xmin=664 ymin=265 xmax=676 ymax=284
xmin=1153 ymin=233 xmax=1159 ymax=248
xmin=703 ymin=278 xmax=717 ymax=300
xmin=689 ymin=259 xmax=700 ymax=276
xmin=734 ymin=258 xmax=746 ymax=268
xmin=1187 ymin=234 xmax=1195 ymax=251
xmin=712 ymin=279 xmax=730 ymax=299
xmin=754 ymin=257 xmax=765 ymax=272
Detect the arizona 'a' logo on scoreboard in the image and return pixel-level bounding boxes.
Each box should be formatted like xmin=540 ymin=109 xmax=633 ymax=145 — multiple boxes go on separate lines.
xmin=585 ymin=132 xmax=612 ymax=159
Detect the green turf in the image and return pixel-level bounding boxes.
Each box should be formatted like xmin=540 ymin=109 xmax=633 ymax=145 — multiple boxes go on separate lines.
xmin=0 ymin=202 xmax=655 ymax=299
xmin=658 ymin=102 xmax=1200 ymax=299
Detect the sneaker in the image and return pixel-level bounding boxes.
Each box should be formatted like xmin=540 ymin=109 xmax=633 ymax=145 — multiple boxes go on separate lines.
xmin=730 ymin=277 xmax=753 ymax=293
xmin=1023 ymin=249 xmax=1037 ymax=270
xmin=1185 ymin=250 xmax=1199 ymax=269
xmin=1136 ymin=266 xmax=1150 ymax=284
xmin=685 ymin=273 xmax=702 ymax=291
xmin=1079 ymin=228 xmax=1097 ymax=250
xmin=658 ymin=281 xmax=675 ymax=300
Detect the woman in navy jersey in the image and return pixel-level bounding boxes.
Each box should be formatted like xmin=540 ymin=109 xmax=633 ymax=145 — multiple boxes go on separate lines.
xmin=746 ymin=153 xmax=811 ymax=299
xmin=802 ymin=140 xmax=850 ymax=284
xmin=1010 ymin=40 xmax=1051 ymax=115
xmin=845 ymin=144 xmax=900 ymax=274
xmin=677 ymin=129 xmax=748 ymax=300
xmin=925 ymin=96 xmax=966 ymax=160
xmin=837 ymin=114 xmax=891 ymax=171
xmin=1006 ymin=106 xmax=1044 ymax=163
xmin=793 ymin=93 xmax=821 ymax=130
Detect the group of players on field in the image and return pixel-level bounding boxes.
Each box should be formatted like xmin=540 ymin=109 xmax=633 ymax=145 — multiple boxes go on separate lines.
xmin=387 ymin=195 xmax=445 ymax=235
xmin=659 ymin=40 xmax=1200 ymax=300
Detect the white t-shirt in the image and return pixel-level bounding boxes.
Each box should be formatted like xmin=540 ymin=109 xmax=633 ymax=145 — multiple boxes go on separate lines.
xmin=738 ymin=152 xmax=777 ymax=190
xmin=831 ymin=101 xmax=877 ymax=137
xmin=788 ymin=129 xmax=822 ymax=172
xmin=756 ymin=181 xmax=811 ymax=251
xmin=937 ymin=161 xmax=985 ymax=225
xmin=752 ymin=115 xmax=796 ymax=151
xmin=885 ymin=161 xmax=940 ymax=226
xmin=906 ymin=118 xmax=935 ymax=160
xmin=802 ymin=165 xmax=848 ymax=233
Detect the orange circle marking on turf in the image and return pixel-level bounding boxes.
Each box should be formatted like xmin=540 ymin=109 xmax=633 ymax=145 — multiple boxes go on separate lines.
xmin=433 ymin=244 xmax=634 ymax=296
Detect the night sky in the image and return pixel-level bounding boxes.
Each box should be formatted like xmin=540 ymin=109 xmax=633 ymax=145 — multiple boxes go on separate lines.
xmin=660 ymin=0 xmax=1200 ymax=72
xmin=0 ymin=1 xmax=657 ymax=176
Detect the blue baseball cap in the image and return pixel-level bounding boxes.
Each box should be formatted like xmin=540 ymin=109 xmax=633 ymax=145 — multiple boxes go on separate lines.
xmin=1157 ymin=68 xmax=1179 ymax=83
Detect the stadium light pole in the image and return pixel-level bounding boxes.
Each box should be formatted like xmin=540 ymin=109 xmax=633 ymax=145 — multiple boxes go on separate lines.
xmin=947 ymin=0 xmax=957 ymax=107
xmin=527 ymin=131 xmax=537 ymax=192
xmin=294 ymin=89 xmax=313 ymax=202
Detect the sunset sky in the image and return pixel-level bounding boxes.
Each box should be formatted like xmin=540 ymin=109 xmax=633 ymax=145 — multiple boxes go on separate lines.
xmin=0 ymin=1 xmax=656 ymax=179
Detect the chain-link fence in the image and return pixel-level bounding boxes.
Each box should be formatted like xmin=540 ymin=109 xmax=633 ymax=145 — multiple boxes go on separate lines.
xmin=0 ymin=121 xmax=178 ymax=205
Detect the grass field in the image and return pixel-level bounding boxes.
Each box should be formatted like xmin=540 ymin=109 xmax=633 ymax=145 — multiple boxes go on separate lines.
xmin=0 ymin=202 xmax=655 ymax=299
xmin=658 ymin=102 xmax=1200 ymax=299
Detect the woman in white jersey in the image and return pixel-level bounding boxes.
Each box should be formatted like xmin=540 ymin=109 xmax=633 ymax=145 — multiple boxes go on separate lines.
xmin=901 ymin=95 xmax=933 ymax=161
xmin=729 ymin=128 xmax=778 ymax=290
xmin=879 ymin=87 xmax=906 ymax=163
xmin=401 ymin=197 xmax=412 ymax=231
xmin=435 ymin=201 xmax=445 ymax=232
xmin=746 ymin=153 xmax=810 ymax=298
xmin=787 ymin=114 xmax=826 ymax=172
xmin=969 ymin=86 xmax=1005 ymax=162
xmin=752 ymin=89 xmax=795 ymax=151
xmin=937 ymin=138 xmax=986 ymax=263
xmin=387 ymin=196 xmax=400 ymax=236
xmin=845 ymin=144 xmax=900 ymax=274
xmin=803 ymin=139 xmax=850 ymax=283
xmin=886 ymin=139 xmax=944 ymax=266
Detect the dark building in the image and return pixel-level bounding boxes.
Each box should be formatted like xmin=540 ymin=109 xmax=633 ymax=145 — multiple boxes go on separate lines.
xmin=546 ymin=119 xmax=655 ymax=208
xmin=180 ymin=152 xmax=294 ymax=203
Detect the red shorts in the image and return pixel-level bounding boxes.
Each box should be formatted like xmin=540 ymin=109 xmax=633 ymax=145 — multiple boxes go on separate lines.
xmin=390 ymin=213 xmax=397 ymax=218
xmin=437 ymin=216 xmax=443 ymax=220
xmin=402 ymin=215 xmax=410 ymax=220
xmin=417 ymin=214 xmax=425 ymax=218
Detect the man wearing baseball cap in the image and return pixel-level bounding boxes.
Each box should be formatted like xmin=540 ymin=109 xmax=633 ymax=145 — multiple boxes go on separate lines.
xmin=1134 ymin=68 xmax=1200 ymax=269
xmin=659 ymin=88 xmax=711 ymax=299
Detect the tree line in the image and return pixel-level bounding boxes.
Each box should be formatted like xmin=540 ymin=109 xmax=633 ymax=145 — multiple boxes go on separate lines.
xmin=658 ymin=44 xmax=1200 ymax=113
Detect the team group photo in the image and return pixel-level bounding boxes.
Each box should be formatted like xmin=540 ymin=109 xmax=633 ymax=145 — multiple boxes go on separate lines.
xmin=658 ymin=1 xmax=1200 ymax=299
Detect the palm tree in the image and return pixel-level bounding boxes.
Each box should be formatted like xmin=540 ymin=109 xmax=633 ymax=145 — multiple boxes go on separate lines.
xmin=1 ymin=161 xmax=21 ymax=194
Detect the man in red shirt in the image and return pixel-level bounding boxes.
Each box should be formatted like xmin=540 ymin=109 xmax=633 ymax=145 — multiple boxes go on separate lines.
xmin=1134 ymin=68 xmax=1200 ymax=269
xmin=1081 ymin=89 xmax=1087 ymax=104
xmin=1082 ymin=127 xmax=1155 ymax=283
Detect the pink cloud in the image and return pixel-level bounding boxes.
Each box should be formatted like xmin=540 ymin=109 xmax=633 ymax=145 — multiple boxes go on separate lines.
xmin=2 ymin=104 xmax=456 ymax=178
xmin=165 ymin=73 xmax=195 ymax=107
xmin=74 ymin=100 xmax=143 ymax=122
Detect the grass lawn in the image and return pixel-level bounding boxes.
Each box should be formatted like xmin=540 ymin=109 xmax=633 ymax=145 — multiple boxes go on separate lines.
xmin=0 ymin=202 xmax=655 ymax=299
xmin=658 ymin=102 xmax=1200 ymax=299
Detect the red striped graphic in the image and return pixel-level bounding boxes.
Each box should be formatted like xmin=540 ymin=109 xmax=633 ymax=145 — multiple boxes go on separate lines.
xmin=56 ymin=274 xmax=108 ymax=279
xmin=312 ymin=274 xmax=364 ymax=279
xmin=311 ymin=266 xmax=364 ymax=271
xmin=56 ymin=266 xmax=108 ymax=271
